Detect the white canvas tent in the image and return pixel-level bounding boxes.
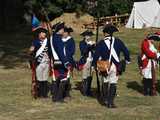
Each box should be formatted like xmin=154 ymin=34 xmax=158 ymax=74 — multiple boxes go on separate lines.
xmin=152 ymin=9 xmax=160 ymax=27
xmin=126 ymin=0 xmax=160 ymax=29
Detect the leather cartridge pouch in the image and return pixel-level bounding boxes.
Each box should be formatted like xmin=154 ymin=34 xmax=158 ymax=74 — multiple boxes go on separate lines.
xmin=97 ymin=60 xmax=110 ymax=73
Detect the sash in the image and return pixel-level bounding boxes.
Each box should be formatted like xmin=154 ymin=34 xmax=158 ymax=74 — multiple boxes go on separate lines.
xmin=35 ymin=38 xmax=47 ymax=58
xmin=104 ymin=37 xmax=120 ymax=63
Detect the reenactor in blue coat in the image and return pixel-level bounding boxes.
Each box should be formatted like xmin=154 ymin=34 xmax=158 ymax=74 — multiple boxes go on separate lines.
xmin=50 ymin=22 xmax=72 ymax=102
xmin=62 ymin=26 xmax=76 ymax=99
xmin=29 ymin=27 xmax=50 ymax=98
xmin=93 ymin=24 xmax=131 ymax=108
xmin=78 ymin=30 xmax=95 ymax=96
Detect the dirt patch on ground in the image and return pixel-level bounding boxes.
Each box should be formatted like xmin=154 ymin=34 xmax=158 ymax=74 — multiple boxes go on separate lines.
xmin=51 ymin=13 xmax=94 ymax=33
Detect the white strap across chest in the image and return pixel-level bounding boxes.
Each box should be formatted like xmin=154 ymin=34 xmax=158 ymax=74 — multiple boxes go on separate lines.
xmin=62 ymin=36 xmax=71 ymax=56
xmin=50 ymin=36 xmax=60 ymax=60
xmin=104 ymin=37 xmax=120 ymax=62
xmin=149 ymin=42 xmax=157 ymax=53
xmin=35 ymin=38 xmax=47 ymax=58
xmin=142 ymin=41 xmax=158 ymax=61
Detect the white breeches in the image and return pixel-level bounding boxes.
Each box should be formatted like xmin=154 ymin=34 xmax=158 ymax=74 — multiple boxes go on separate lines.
xmin=82 ymin=59 xmax=92 ymax=79
xmin=36 ymin=62 xmax=49 ymax=81
xmin=103 ymin=63 xmax=118 ymax=84
xmin=142 ymin=60 xmax=156 ymax=79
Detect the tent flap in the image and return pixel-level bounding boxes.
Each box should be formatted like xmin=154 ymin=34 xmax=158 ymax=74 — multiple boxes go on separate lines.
xmin=126 ymin=0 xmax=160 ymax=29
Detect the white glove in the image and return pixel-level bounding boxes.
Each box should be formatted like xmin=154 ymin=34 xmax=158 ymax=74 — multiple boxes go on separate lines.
xmin=157 ymin=53 xmax=160 ymax=59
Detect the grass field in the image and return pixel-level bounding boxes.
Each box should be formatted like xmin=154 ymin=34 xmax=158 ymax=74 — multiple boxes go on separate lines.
xmin=0 ymin=27 xmax=160 ymax=120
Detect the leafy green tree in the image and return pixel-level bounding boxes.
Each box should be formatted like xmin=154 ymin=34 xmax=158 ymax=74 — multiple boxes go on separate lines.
xmin=110 ymin=0 xmax=133 ymax=15
xmin=0 ymin=0 xmax=136 ymax=31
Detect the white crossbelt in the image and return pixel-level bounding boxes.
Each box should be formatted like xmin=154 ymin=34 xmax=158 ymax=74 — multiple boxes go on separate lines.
xmin=104 ymin=37 xmax=120 ymax=63
xmin=35 ymin=38 xmax=47 ymax=58
xmin=62 ymin=36 xmax=71 ymax=56
xmin=50 ymin=36 xmax=60 ymax=60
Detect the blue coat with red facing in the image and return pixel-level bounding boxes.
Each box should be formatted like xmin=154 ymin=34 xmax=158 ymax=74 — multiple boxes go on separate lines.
xmin=51 ymin=33 xmax=71 ymax=80
xmin=32 ymin=39 xmax=49 ymax=66
xmin=63 ymin=37 xmax=76 ymax=67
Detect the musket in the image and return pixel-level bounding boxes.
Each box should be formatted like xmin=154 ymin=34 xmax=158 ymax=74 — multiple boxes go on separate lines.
xmin=95 ymin=13 xmax=101 ymax=96
xmin=40 ymin=4 xmax=59 ymax=84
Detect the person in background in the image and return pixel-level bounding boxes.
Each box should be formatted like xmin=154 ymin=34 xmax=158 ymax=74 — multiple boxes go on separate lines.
xmin=62 ymin=26 xmax=76 ymax=100
xmin=139 ymin=33 xmax=160 ymax=96
xmin=78 ymin=30 xmax=95 ymax=96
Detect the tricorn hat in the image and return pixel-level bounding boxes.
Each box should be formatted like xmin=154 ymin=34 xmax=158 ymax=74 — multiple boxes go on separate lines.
xmin=52 ymin=22 xmax=65 ymax=32
xmin=64 ymin=27 xmax=74 ymax=33
xmin=80 ymin=30 xmax=94 ymax=36
xmin=34 ymin=27 xmax=48 ymax=34
xmin=103 ymin=24 xmax=118 ymax=35
xmin=147 ymin=33 xmax=160 ymax=41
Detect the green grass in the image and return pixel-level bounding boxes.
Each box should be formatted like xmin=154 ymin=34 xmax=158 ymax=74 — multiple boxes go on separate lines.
xmin=0 ymin=27 xmax=160 ymax=120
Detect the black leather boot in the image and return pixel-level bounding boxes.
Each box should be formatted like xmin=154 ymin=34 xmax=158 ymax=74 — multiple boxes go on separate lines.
xmin=64 ymin=79 xmax=71 ymax=98
xmin=37 ymin=81 xmax=43 ymax=98
xmin=51 ymin=80 xmax=59 ymax=102
xmin=56 ymin=81 xmax=67 ymax=103
xmin=102 ymin=82 xmax=109 ymax=105
xmin=81 ymin=79 xmax=87 ymax=96
xmin=107 ymin=84 xmax=117 ymax=108
xmin=41 ymin=81 xmax=48 ymax=98
xmin=143 ymin=78 xmax=151 ymax=96
xmin=86 ymin=76 xmax=92 ymax=96
xmin=148 ymin=79 xmax=153 ymax=96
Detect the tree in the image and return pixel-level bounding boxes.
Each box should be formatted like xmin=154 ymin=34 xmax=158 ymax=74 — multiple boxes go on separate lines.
xmin=0 ymin=0 xmax=134 ymax=31
xmin=23 ymin=0 xmax=86 ymax=21
xmin=0 ymin=0 xmax=24 ymax=31
xmin=110 ymin=0 xmax=133 ymax=15
xmin=84 ymin=0 xmax=133 ymax=18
